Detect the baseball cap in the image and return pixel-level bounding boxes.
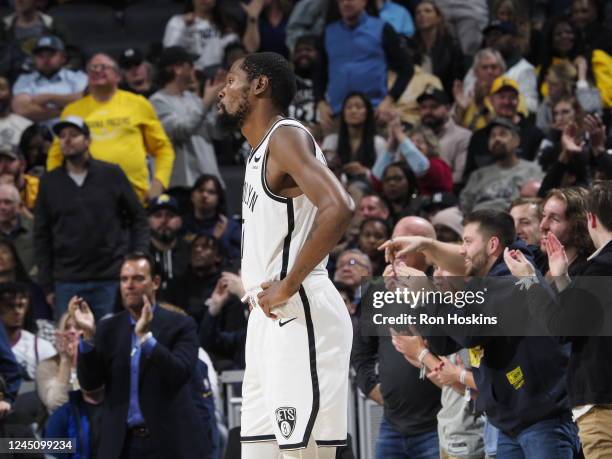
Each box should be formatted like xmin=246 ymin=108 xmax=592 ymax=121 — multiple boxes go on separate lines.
xmin=489 ymin=76 xmax=520 ymax=95
xmin=488 ymin=117 xmax=521 ymax=135
xmin=483 ymin=20 xmax=518 ymax=36
xmin=119 ymin=48 xmax=144 ymax=70
xmin=33 ymin=35 xmax=64 ymax=54
xmin=416 ymin=86 xmax=449 ymax=105
xmin=421 ymin=192 xmax=458 ymax=212
xmin=52 ymin=116 xmax=91 ymax=138
xmin=158 ymin=46 xmax=198 ymax=69
xmin=0 ymin=144 xmax=18 ymax=160
xmin=148 ymin=193 xmax=179 ymax=214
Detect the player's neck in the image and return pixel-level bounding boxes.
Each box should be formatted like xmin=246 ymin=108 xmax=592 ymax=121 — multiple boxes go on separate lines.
xmin=242 ymin=112 xmax=284 ymax=150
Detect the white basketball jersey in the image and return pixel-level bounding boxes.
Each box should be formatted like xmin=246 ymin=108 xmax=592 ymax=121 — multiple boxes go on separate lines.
xmin=240 ymin=118 xmax=329 ymax=292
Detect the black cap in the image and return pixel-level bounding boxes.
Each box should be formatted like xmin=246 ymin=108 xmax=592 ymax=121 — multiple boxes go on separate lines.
xmin=52 ymin=116 xmax=91 ymax=138
xmin=488 ymin=117 xmax=521 ymax=135
xmin=416 ymin=86 xmax=449 ymax=105
xmin=119 ymin=48 xmax=144 ymax=69
xmin=32 ymin=35 xmax=64 ymax=54
xmin=147 ymin=193 xmax=179 ymax=215
xmin=421 ymin=192 xmax=458 ymax=212
xmin=483 ymin=20 xmax=518 ymax=36
xmin=158 ymin=46 xmax=198 ymax=69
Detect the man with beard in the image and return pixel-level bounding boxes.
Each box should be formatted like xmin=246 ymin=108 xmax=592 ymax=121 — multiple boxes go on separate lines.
xmin=460 ymin=118 xmax=542 ymax=214
xmin=12 ymin=36 xmax=87 ymax=126
xmin=72 ymin=253 xmax=208 ymax=459
xmin=0 ymin=74 xmax=31 ymax=150
xmin=417 ymin=86 xmax=471 ymax=185
xmin=118 ymin=48 xmax=157 ymax=98
xmin=287 ymin=35 xmax=318 ymax=129
xmin=217 ymin=52 xmax=354 ymax=458
xmin=147 ymin=194 xmax=189 ymax=301
xmin=34 ymin=116 xmax=148 ymax=320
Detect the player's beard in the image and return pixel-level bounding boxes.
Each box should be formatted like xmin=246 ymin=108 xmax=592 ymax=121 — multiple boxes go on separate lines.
xmin=218 ymin=89 xmax=251 ymax=131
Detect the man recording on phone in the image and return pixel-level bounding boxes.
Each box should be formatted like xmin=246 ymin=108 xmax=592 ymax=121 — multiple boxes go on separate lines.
xmin=72 ymin=252 xmax=207 ymax=459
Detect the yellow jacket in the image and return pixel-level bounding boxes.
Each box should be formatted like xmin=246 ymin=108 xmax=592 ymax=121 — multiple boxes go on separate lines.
xmin=47 ymin=90 xmax=175 ymax=200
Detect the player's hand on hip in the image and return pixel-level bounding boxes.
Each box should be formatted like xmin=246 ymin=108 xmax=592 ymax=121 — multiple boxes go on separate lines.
xmin=257 ymin=280 xmax=294 ymax=319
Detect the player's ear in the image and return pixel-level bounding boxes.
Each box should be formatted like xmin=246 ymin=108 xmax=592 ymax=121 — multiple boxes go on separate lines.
xmin=253 ymin=75 xmax=269 ymax=96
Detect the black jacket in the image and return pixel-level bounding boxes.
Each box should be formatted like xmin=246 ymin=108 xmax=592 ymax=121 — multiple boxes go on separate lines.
xmin=34 ymin=158 xmax=149 ymax=289
xmin=77 ymin=307 xmax=208 ymax=459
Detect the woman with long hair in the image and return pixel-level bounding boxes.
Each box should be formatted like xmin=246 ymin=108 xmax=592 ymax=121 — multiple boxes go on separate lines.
xmin=381 ymin=161 xmax=419 ymax=224
xmin=322 ymin=92 xmax=387 ymax=181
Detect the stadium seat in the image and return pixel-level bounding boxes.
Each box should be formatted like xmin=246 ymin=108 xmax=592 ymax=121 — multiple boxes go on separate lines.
xmin=123 ymin=2 xmax=184 ymax=46
xmin=47 ymin=4 xmax=124 ymax=46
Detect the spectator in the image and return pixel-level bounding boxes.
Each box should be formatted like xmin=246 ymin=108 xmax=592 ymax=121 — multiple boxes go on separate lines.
xmin=571 ymin=0 xmax=612 ymax=55
xmin=453 ymin=48 xmax=505 ymax=131
xmin=17 ymin=123 xmax=50 ymax=178
xmin=147 ymin=194 xmax=190 ymax=302
xmin=118 ymin=48 xmax=157 ymax=98
xmin=11 ymin=35 xmax=87 ymax=126
xmin=35 ymin=310 xmax=82 ymax=414
xmin=242 ymin=0 xmax=293 ymax=59
xmin=357 ymin=194 xmax=390 ymax=221
xmin=460 ymin=117 xmax=542 ymax=214
xmin=163 ymin=0 xmax=239 ymax=73
xmin=491 ymin=0 xmax=535 ymax=59
xmin=381 ymin=161 xmax=420 ymax=224
xmin=0 ymin=0 xmax=65 ymax=80
xmin=322 ymin=92 xmax=387 ymax=181
xmin=462 ymin=77 xmax=544 ymax=181
xmin=434 ymin=0 xmax=488 ymax=57
xmin=430 ymin=206 xmax=463 ymax=243
xmin=0 ymin=281 xmax=55 ymax=381
xmin=408 ymin=125 xmax=453 ymax=195
xmin=352 ymin=215 xmax=441 ymax=459
xmin=46 ymin=53 xmax=175 ymax=202
xmin=182 ymin=174 xmax=241 ymax=261
xmin=509 ymin=197 xmax=542 ymax=247
xmin=333 ymin=248 xmax=372 ymax=305
xmin=0 ymin=183 xmax=34 ymax=276
xmin=419 ymin=191 xmax=458 ymax=220
xmin=72 ymin=253 xmax=208 ymax=458
xmin=34 ymin=116 xmax=149 ymax=320
xmin=409 ymin=0 xmax=465 ymax=98
xmin=391 ymin=216 xmax=437 ymax=273
xmin=377 ymin=0 xmax=414 ymax=38
xmin=0 ymin=143 xmax=38 ymax=213
xmin=284 ymin=0 xmax=327 ymax=52
xmin=316 ymin=0 xmax=413 ymax=127
xmin=0 ymin=74 xmax=32 ymax=150
xmin=287 ymin=35 xmax=319 ymax=130
xmin=482 ymin=20 xmax=538 ymax=112
xmin=417 ymin=86 xmax=471 ymax=185
xmin=150 ymin=46 xmax=225 ymax=189
xmin=0 ymin=310 xmax=21 ymax=422
xmin=357 ymin=217 xmax=391 ymax=276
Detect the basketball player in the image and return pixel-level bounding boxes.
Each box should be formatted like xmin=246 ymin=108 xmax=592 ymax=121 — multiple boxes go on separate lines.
xmin=217 ymin=52 xmax=354 ymax=458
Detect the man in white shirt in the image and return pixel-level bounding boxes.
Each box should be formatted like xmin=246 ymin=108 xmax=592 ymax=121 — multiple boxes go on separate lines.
xmin=0 ymin=74 xmax=32 ymax=150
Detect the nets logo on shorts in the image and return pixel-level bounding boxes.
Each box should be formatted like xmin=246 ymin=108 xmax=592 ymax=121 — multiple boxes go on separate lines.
xmin=275 ymin=407 xmax=297 ymax=439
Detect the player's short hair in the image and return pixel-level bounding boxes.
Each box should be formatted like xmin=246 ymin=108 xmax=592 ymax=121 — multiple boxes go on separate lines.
xmin=463 ymin=209 xmax=516 ymax=248
xmin=586 ymin=181 xmax=612 ymax=232
xmin=240 ymin=52 xmax=297 ymax=112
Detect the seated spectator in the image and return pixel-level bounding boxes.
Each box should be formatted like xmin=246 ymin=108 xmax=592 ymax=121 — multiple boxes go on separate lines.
xmin=509 ymin=196 xmax=544 ymax=270
xmin=491 ymin=0 xmax=536 ymax=59
xmin=460 ymin=118 xmax=542 ymax=214
xmin=0 ymin=184 xmax=34 ymax=276
xmin=571 ymin=0 xmax=612 ymax=55
xmin=463 ymin=77 xmax=544 ymax=181
xmin=333 ymin=248 xmax=372 ymax=306
xmin=381 ymin=161 xmax=420 ymax=224
xmin=453 ymin=48 xmax=506 ymax=131
xmin=36 ymin=310 xmax=81 ymax=414
xmin=17 ymin=122 xmax=51 ymax=178
xmin=0 ymin=0 xmax=65 ymax=80
xmin=433 ymin=0 xmax=488 ymax=57
xmin=322 ymin=92 xmax=387 ymax=182
xmin=118 ymin=48 xmax=157 ymax=98
xmin=0 ymin=143 xmax=38 ymax=213
xmin=482 ymin=20 xmax=538 ymax=112
xmin=536 ymin=60 xmax=601 ymax=136
xmin=147 ymin=194 xmax=190 ymax=301
xmin=377 ymin=0 xmax=414 ymax=38
xmin=0 ymin=282 xmax=55 ymax=382
xmin=408 ymin=125 xmax=454 ymax=195
xmin=150 ymin=46 xmax=225 ymax=189
xmin=287 ymin=35 xmax=319 ymax=132
xmin=316 ymin=0 xmax=413 ymax=128
xmin=0 ymin=74 xmax=32 ymax=150
xmin=358 ymin=194 xmax=391 ymax=222
xmin=11 ymin=36 xmax=86 ymax=126
xmin=408 ymin=0 xmax=465 ymax=98
xmin=417 ymin=86 xmax=471 ymax=185
xmin=163 ymin=0 xmax=239 ymax=73
xmin=357 ymin=217 xmax=391 ymax=276
xmin=242 ymin=0 xmax=293 ymax=59
xmin=182 ymin=174 xmax=241 ymax=261
xmin=0 ymin=313 xmax=21 ymax=424
xmin=430 ymin=206 xmax=463 ymax=243
xmin=46 ymin=53 xmax=175 ymax=202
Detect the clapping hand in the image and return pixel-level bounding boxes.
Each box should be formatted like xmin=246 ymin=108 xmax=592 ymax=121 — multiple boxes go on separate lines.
xmin=68 ymin=296 xmax=95 ymax=341
xmin=543 ymin=232 xmax=569 ymax=277
xmin=503 ymin=248 xmax=536 ymax=277
xmin=135 ymin=295 xmax=154 ymax=339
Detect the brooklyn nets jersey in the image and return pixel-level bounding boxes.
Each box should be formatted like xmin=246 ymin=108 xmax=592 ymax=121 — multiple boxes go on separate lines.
xmin=240 ymin=118 xmax=328 ymax=292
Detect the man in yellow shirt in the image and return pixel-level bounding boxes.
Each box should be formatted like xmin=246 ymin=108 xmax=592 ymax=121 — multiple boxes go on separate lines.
xmin=47 ymin=53 xmax=174 ymax=201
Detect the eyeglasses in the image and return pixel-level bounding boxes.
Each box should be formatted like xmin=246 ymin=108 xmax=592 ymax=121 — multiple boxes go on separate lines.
xmin=87 ymin=63 xmax=117 ymax=73
xmin=338 ymin=258 xmax=370 ymax=270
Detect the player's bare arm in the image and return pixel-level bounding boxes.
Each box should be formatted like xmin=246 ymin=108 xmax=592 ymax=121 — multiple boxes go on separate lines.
xmin=257 ymin=126 xmax=354 ymax=315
